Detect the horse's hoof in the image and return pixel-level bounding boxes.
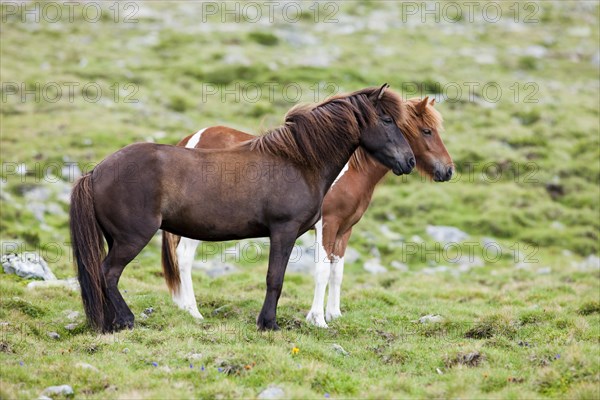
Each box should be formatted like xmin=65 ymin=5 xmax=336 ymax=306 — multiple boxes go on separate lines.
xmin=256 ymin=318 xmax=280 ymax=331
xmin=306 ymin=311 xmax=329 ymax=328
xmin=113 ymin=317 xmax=135 ymax=331
xmin=325 ymin=310 xmax=342 ymax=322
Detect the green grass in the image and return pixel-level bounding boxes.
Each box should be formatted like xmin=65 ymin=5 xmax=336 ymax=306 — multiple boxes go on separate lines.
xmin=1 ymin=1 xmax=599 ymax=398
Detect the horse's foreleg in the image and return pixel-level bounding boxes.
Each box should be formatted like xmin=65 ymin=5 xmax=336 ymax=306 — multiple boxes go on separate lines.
xmin=174 ymin=237 xmax=203 ymax=319
xmin=306 ymin=219 xmax=331 ymax=328
xmin=257 ymin=225 xmax=298 ymax=331
xmin=326 ymin=228 xmax=352 ymax=322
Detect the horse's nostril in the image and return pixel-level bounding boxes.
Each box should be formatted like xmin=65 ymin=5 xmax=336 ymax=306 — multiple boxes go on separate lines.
xmin=446 ymin=166 xmax=453 ymax=178
xmin=408 ymin=157 xmax=416 ymax=169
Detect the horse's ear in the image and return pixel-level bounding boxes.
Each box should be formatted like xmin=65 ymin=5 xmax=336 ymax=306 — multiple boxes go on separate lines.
xmin=430 ymin=98 xmax=436 ymax=106
xmin=417 ymin=96 xmax=429 ymax=115
xmin=376 ymin=83 xmax=389 ymax=102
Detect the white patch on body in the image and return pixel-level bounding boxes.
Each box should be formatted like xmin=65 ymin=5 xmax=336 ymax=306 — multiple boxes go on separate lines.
xmin=186 ymin=128 xmax=206 ymax=149
xmin=331 ymin=162 xmax=349 ymax=187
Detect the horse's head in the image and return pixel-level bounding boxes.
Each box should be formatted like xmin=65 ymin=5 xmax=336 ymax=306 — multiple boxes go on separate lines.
xmin=360 ymin=84 xmax=415 ymax=176
xmin=404 ymin=97 xmax=453 ymax=182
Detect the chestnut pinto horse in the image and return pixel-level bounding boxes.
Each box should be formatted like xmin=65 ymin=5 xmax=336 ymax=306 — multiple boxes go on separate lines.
xmin=162 ymin=97 xmax=453 ymax=327
xmin=70 ymin=85 xmax=416 ymax=332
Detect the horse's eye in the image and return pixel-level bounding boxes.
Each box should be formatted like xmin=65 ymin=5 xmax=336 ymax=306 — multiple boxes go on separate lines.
xmin=382 ymin=117 xmax=393 ymax=124
xmin=422 ymin=128 xmax=432 ymax=135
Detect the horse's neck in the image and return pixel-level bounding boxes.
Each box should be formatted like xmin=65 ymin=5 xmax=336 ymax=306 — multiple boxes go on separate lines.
xmin=353 ymin=158 xmax=390 ymax=200
xmin=363 ymin=160 xmax=390 ymax=188
xmin=318 ymin=143 xmax=360 ymax=195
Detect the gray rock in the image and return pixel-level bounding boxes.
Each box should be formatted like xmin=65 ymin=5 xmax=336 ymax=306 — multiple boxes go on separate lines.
xmin=421 ymin=265 xmax=450 ymax=275
xmin=2 ymin=253 xmax=56 ymax=281
xmin=523 ymin=45 xmax=547 ymax=59
xmin=390 ymin=261 xmax=409 ymax=272
xmin=592 ymin=51 xmax=600 ymax=67
xmin=47 ymin=332 xmax=60 ymax=339
xmin=417 ymin=314 xmax=444 ymax=324
xmin=410 ymin=235 xmax=424 ymax=244
xmin=65 ymin=310 xmax=80 ymax=321
xmin=28 ymin=202 xmax=46 ymax=223
xmin=379 ymin=225 xmax=402 ymax=241
xmin=344 ymin=246 xmax=360 ymax=264
xmin=193 ymin=258 xmax=239 ymax=278
xmin=536 ymin=267 xmax=552 ymax=275
xmin=426 ymin=225 xmax=469 ymax=244
xmin=578 ymin=255 xmax=600 ymax=271
xmin=64 ymin=323 xmax=78 ymax=331
xmin=363 ymin=259 xmax=387 ymax=274
xmin=23 ymin=186 xmax=51 ymax=202
xmin=41 ymin=385 xmax=73 ymax=397
xmin=332 ymin=343 xmax=349 ymax=356
xmin=28 ymin=278 xmax=79 ymax=291
xmin=287 ymin=244 xmax=316 ymax=274
xmin=61 ymin=163 xmax=82 ymax=181
xmin=75 ymin=362 xmax=98 ymax=371
xmin=258 ymin=386 xmax=285 ymax=399
xmin=186 ymin=353 xmax=203 ymax=361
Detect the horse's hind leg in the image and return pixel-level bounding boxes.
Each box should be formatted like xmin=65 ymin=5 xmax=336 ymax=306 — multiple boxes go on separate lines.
xmin=102 ymin=231 xmax=157 ymax=332
xmin=173 ymin=237 xmax=203 ymax=319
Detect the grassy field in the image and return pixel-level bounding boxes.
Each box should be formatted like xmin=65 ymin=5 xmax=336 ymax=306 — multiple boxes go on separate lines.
xmin=1 ymin=1 xmax=599 ymax=398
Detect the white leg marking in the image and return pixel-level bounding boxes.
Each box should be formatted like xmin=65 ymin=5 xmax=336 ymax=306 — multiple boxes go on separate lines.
xmin=332 ymin=162 xmax=349 ymax=187
xmin=326 ymin=256 xmax=344 ymax=322
xmin=173 ymin=237 xmax=203 ymax=319
xmin=186 ymin=128 xmax=206 ymax=149
xmin=306 ymin=219 xmax=330 ymax=328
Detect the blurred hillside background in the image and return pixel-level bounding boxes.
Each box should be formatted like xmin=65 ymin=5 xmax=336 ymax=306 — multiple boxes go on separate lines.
xmin=1 ymin=1 xmax=599 ymax=399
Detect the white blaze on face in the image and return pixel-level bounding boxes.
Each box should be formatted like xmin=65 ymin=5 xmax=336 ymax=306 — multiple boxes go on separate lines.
xmin=186 ymin=128 xmax=206 ymax=149
xmin=332 ymin=162 xmax=349 ymax=187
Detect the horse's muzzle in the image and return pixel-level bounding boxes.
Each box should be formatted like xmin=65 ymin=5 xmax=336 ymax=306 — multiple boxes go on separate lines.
xmin=433 ymin=165 xmax=453 ymax=182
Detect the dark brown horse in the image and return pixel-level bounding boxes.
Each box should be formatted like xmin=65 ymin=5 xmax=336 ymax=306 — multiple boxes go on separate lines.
xmin=70 ymin=85 xmax=416 ymax=332
xmin=162 ymin=97 xmax=452 ymax=327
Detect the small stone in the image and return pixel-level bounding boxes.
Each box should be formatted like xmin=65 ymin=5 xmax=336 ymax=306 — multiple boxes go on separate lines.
xmin=379 ymin=225 xmax=402 ymax=241
xmin=332 ymin=343 xmax=349 ymax=356
xmin=363 ymin=259 xmax=387 ymax=274
xmin=417 ymin=314 xmax=444 ymax=324
xmin=390 ymin=261 xmax=409 ymax=271
xmin=436 ymin=367 xmax=444 ymax=375
xmin=258 ymin=386 xmax=285 ymax=399
xmin=186 ymin=353 xmax=203 ymax=361
xmin=75 ymin=362 xmax=98 ymax=372
xmin=122 ymin=348 xmax=130 ymax=354
xmin=578 ymin=255 xmax=600 ymax=271
xmin=64 ymin=323 xmax=78 ymax=331
xmin=426 ymin=225 xmax=469 ymax=245
xmin=65 ymin=311 xmax=80 ymax=321
xmin=41 ymin=384 xmax=73 ymax=397
xmin=410 ymin=235 xmax=424 ymax=243
xmin=344 ymin=246 xmax=360 ymax=264
xmin=536 ymin=267 xmax=551 ymax=275
xmin=551 ymin=221 xmax=565 ymax=230
xmin=47 ymin=332 xmax=60 ymax=339
xmin=144 ymin=307 xmax=154 ymax=315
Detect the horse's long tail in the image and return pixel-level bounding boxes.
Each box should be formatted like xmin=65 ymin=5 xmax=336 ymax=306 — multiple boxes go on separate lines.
xmin=70 ymin=173 xmax=106 ymax=331
xmin=162 ymin=231 xmax=182 ymax=294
